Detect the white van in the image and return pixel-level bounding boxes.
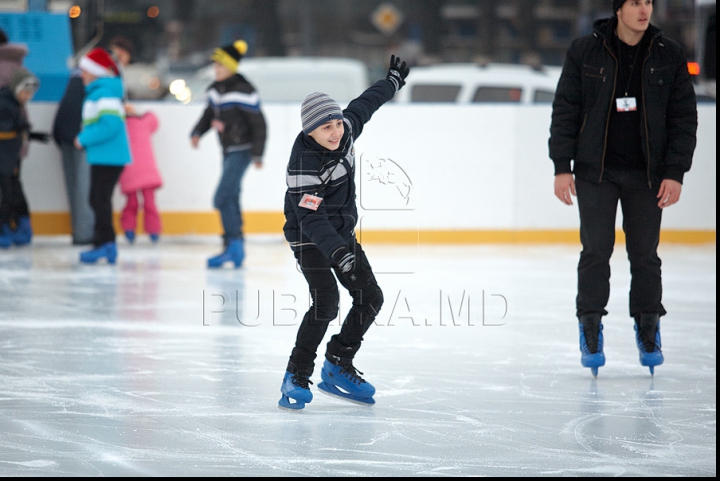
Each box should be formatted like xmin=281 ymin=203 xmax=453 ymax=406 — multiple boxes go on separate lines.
xmin=166 ymin=57 xmax=369 ymax=104
xmin=393 ymin=63 xmax=562 ymax=104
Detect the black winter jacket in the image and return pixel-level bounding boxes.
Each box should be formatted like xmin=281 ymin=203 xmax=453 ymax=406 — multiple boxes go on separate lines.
xmin=0 ymin=87 xmax=28 ymax=176
xmin=549 ymin=17 xmax=697 ymax=185
xmin=191 ymin=73 xmax=267 ymax=160
xmin=283 ymin=79 xmax=396 ymax=260
xmin=52 ymin=73 xmax=85 ymax=145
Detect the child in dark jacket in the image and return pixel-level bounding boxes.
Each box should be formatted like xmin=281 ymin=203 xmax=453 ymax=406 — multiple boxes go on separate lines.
xmin=190 ymin=40 xmax=267 ymax=269
xmin=0 ymin=68 xmax=39 ymax=249
xmin=278 ymin=55 xmax=410 ymax=410
xmin=75 ymin=48 xmax=132 ymax=264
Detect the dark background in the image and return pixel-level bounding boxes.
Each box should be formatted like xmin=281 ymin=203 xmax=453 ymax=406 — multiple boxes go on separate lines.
xmin=70 ymin=0 xmax=703 ymax=77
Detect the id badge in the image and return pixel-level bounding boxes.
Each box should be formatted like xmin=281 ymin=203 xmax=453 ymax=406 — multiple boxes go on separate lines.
xmin=616 ymin=97 xmax=637 ymax=112
xmin=299 ymin=193 xmax=323 ymax=211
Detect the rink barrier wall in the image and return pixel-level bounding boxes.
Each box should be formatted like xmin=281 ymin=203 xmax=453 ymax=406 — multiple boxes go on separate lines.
xmin=29 ymin=211 xmax=715 ymax=244
xmin=23 ymin=102 xmax=716 ymax=244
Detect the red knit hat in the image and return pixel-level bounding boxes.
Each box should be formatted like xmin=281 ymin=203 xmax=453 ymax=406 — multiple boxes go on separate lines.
xmin=79 ymin=47 xmax=119 ymax=78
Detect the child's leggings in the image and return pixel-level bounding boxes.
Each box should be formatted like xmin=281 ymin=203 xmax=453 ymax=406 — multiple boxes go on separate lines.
xmin=120 ymin=188 xmax=161 ymax=235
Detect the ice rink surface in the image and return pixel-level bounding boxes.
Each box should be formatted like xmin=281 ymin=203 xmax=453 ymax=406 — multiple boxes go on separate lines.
xmin=0 ymin=236 xmax=715 ymax=476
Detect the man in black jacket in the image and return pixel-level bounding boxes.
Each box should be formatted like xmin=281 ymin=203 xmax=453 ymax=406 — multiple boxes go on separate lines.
xmin=549 ymin=0 xmax=697 ymax=377
xmin=278 ymin=55 xmax=409 ymax=410
xmin=53 ymin=69 xmax=94 ymax=245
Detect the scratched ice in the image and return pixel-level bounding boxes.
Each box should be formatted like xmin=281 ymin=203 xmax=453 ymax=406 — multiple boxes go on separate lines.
xmin=0 ymin=236 xmax=715 ymax=476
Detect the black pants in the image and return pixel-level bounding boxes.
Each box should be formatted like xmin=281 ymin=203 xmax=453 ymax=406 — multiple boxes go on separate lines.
xmin=0 ymin=174 xmax=29 ymax=226
xmin=575 ymin=168 xmax=666 ymax=319
xmin=288 ymin=240 xmax=384 ymax=376
xmin=90 ymin=165 xmax=124 ymax=247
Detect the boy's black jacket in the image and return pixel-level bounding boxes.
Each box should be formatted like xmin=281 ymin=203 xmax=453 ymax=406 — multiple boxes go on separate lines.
xmin=191 ymin=73 xmax=267 ymax=159
xmin=283 ymin=79 xmax=396 ymax=260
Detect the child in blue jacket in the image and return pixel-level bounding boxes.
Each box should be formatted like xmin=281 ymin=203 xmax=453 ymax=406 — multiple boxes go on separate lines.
xmin=75 ymin=48 xmax=131 ymax=264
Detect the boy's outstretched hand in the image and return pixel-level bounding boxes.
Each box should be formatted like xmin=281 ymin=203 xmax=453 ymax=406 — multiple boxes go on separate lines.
xmin=387 ymin=54 xmax=410 ymax=92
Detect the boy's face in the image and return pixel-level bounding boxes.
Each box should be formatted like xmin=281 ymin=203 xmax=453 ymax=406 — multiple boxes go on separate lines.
xmin=80 ymin=69 xmax=98 ymax=86
xmin=16 ymin=89 xmax=35 ymax=105
xmin=308 ymin=119 xmax=344 ymax=151
xmin=213 ymin=62 xmax=234 ymax=82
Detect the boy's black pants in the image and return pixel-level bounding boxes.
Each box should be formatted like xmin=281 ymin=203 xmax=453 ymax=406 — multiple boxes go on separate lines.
xmin=288 ymin=240 xmax=384 ymax=376
xmin=0 ymin=174 xmax=29 ymax=226
xmin=90 ymin=165 xmax=124 ymax=247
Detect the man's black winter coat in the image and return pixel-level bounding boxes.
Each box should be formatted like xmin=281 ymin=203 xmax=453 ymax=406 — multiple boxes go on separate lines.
xmin=549 ymin=17 xmax=697 ymax=186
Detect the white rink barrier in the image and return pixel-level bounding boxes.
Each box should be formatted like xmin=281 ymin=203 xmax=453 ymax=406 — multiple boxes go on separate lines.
xmin=22 ymin=102 xmax=716 ymax=241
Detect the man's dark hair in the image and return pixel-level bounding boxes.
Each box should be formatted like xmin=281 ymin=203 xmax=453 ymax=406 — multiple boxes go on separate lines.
xmin=108 ymin=35 xmax=134 ymax=56
xmin=0 ymin=28 xmax=8 ymax=45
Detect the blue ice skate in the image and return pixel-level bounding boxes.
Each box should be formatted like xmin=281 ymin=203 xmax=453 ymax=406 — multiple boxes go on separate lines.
xmin=0 ymin=224 xmax=13 ymax=249
xmin=278 ymin=371 xmax=313 ymax=411
xmin=13 ymin=216 xmax=32 ymax=246
xmin=579 ymin=314 xmax=605 ymax=378
xmin=125 ymin=231 xmax=136 ymax=244
xmin=80 ymin=242 xmax=118 ymax=265
xmin=317 ymin=359 xmax=375 ymax=405
xmin=207 ymin=239 xmax=244 ymax=268
xmin=634 ymin=314 xmax=664 ymax=376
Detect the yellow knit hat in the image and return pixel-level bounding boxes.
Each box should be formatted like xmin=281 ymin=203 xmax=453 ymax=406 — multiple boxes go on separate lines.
xmin=211 ymin=40 xmax=248 ymax=73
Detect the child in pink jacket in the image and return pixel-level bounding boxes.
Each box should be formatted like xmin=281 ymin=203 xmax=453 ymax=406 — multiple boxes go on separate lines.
xmin=119 ymin=111 xmax=163 ymax=243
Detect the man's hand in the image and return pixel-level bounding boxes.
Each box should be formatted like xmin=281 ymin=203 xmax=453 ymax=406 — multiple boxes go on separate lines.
xmin=74 ymin=137 xmax=82 ymax=150
xmin=28 ymin=131 xmax=50 ymax=143
xmin=191 ymin=136 xmax=200 ymax=149
xmin=657 ymin=179 xmax=682 ymax=208
xmin=554 ymin=173 xmax=576 ymax=205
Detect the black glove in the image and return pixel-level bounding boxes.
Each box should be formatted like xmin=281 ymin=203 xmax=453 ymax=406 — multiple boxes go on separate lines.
xmin=331 ymin=246 xmax=370 ymax=290
xmin=386 ymin=54 xmax=410 ymax=92
xmin=29 ymin=131 xmax=50 ymax=143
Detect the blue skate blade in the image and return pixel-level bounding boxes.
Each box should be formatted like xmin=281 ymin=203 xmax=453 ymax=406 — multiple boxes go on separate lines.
xmin=317 ymin=382 xmax=375 ymax=406
xmin=278 ymin=395 xmax=305 ymax=411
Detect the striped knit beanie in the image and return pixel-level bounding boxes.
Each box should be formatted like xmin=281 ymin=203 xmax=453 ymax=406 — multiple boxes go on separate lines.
xmin=301 ymin=92 xmax=344 ymax=134
xmin=211 ymin=40 xmax=248 ymax=73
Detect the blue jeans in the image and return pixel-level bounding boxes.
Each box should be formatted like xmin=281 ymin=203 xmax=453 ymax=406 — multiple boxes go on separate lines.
xmin=214 ymin=150 xmax=252 ymax=241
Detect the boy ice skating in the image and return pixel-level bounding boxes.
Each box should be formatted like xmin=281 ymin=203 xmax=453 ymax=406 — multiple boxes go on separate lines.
xmin=190 ymin=40 xmax=267 ymax=269
xmin=278 ymin=55 xmax=410 ymax=410
xmin=0 ymin=67 xmax=40 ymax=249
xmin=75 ymin=47 xmax=132 ymax=264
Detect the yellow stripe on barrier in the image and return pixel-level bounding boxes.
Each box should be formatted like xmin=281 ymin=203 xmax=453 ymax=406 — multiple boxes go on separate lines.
xmin=27 ymin=211 xmax=716 ymax=245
